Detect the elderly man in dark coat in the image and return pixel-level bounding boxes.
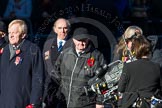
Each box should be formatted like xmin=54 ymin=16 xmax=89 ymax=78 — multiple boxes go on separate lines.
xmin=43 ymin=18 xmax=72 ymax=108
xmin=44 ymin=27 xmax=106 ymax=108
xmin=0 ymin=19 xmax=44 ymax=108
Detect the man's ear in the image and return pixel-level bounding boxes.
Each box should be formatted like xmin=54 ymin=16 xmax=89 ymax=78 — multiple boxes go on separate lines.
xmin=53 ymin=26 xmax=56 ymax=33
xmin=21 ymin=33 xmax=26 ymax=39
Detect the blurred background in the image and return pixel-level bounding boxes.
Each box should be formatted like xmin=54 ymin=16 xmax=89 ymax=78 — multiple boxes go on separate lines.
xmin=0 ymin=0 xmax=162 ymax=62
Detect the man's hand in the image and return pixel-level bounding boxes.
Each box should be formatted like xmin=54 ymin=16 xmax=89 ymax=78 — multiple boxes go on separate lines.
xmin=96 ymin=104 xmax=104 ymax=108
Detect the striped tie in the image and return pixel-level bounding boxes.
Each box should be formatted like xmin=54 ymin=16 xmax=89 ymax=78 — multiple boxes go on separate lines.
xmin=58 ymin=41 xmax=63 ymax=51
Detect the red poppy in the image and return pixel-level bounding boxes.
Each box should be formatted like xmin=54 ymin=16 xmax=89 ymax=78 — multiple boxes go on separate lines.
xmin=87 ymin=57 xmax=95 ymax=67
xmin=26 ymin=104 xmax=34 ymax=108
xmin=15 ymin=49 xmax=21 ymax=55
xmin=0 ymin=48 xmax=3 ymax=54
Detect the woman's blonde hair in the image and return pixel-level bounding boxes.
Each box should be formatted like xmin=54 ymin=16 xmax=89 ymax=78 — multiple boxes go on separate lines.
xmin=116 ymin=25 xmax=143 ymax=56
xmin=124 ymin=25 xmax=143 ymax=39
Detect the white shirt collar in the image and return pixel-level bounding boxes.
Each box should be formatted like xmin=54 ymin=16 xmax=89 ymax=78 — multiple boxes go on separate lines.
xmin=76 ymin=50 xmax=85 ymax=56
xmin=57 ymin=38 xmax=66 ymax=47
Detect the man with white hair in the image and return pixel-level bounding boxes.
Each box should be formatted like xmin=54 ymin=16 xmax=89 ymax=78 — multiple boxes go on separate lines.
xmin=0 ymin=19 xmax=44 ymax=108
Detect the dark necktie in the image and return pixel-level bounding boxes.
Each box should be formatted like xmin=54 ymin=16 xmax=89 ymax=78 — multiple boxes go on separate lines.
xmin=58 ymin=41 xmax=63 ymax=52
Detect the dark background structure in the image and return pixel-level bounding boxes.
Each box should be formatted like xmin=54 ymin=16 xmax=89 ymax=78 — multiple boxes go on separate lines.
xmin=1 ymin=0 xmax=162 ymax=62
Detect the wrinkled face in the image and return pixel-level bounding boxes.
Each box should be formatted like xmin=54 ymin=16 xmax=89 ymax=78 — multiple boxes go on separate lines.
xmin=8 ymin=23 xmax=25 ymax=46
xmin=73 ymin=38 xmax=89 ymax=52
xmin=54 ymin=19 xmax=69 ymax=40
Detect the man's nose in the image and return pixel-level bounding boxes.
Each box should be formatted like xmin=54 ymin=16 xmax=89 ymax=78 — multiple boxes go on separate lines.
xmin=9 ymin=33 xmax=14 ymax=38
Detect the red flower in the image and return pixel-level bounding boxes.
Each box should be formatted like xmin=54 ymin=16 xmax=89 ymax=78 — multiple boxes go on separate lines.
xmin=87 ymin=57 xmax=95 ymax=67
xmin=15 ymin=49 xmax=21 ymax=55
xmin=26 ymin=104 xmax=34 ymax=108
xmin=0 ymin=48 xmax=3 ymax=54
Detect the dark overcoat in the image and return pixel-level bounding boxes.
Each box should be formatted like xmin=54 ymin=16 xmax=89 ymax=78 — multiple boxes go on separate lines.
xmin=42 ymin=34 xmax=72 ymax=107
xmin=0 ymin=40 xmax=44 ymax=108
xmin=49 ymin=43 xmax=106 ymax=108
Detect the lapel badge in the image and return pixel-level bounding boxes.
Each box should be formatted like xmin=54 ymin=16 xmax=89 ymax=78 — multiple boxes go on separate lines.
xmin=0 ymin=48 xmax=4 ymax=54
xmin=45 ymin=50 xmax=50 ymax=60
xmin=15 ymin=49 xmax=21 ymax=55
xmin=14 ymin=56 xmax=22 ymax=65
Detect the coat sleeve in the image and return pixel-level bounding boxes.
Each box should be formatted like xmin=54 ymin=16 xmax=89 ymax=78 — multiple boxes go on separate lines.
xmin=51 ymin=52 xmax=63 ymax=83
xmin=118 ymin=64 xmax=128 ymax=93
xmin=30 ymin=45 xmax=44 ymax=106
xmin=43 ymin=52 xmax=63 ymax=103
xmin=94 ymin=51 xmax=107 ymax=105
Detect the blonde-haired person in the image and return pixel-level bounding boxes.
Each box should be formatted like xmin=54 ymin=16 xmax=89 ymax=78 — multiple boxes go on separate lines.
xmin=0 ymin=19 xmax=44 ymax=108
xmin=8 ymin=19 xmax=28 ymax=33
xmin=112 ymin=25 xmax=143 ymax=63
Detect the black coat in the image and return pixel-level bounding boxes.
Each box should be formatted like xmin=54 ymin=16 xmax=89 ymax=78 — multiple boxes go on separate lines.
xmin=0 ymin=40 xmax=44 ymax=108
xmin=43 ymin=34 xmax=72 ymax=77
xmin=48 ymin=43 xmax=106 ymax=108
xmin=118 ymin=58 xmax=162 ymax=108
xmin=42 ymin=34 xmax=72 ymax=107
xmin=118 ymin=58 xmax=162 ymax=95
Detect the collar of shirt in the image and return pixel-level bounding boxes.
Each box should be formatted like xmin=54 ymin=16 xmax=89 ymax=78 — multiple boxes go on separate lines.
xmin=57 ymin=39 xmax=66 ymax=47
xmin=10 ymin=39 xmax=25 ymax=50
xmin=76 ymin=50 xmax=85 ymax=56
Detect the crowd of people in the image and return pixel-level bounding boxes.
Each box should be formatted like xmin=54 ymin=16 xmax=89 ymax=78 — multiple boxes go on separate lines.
xmin=0 ymin=1 xmax=162 ymax=108
xmin=0 ymin=16 xmax=161 ymax=108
